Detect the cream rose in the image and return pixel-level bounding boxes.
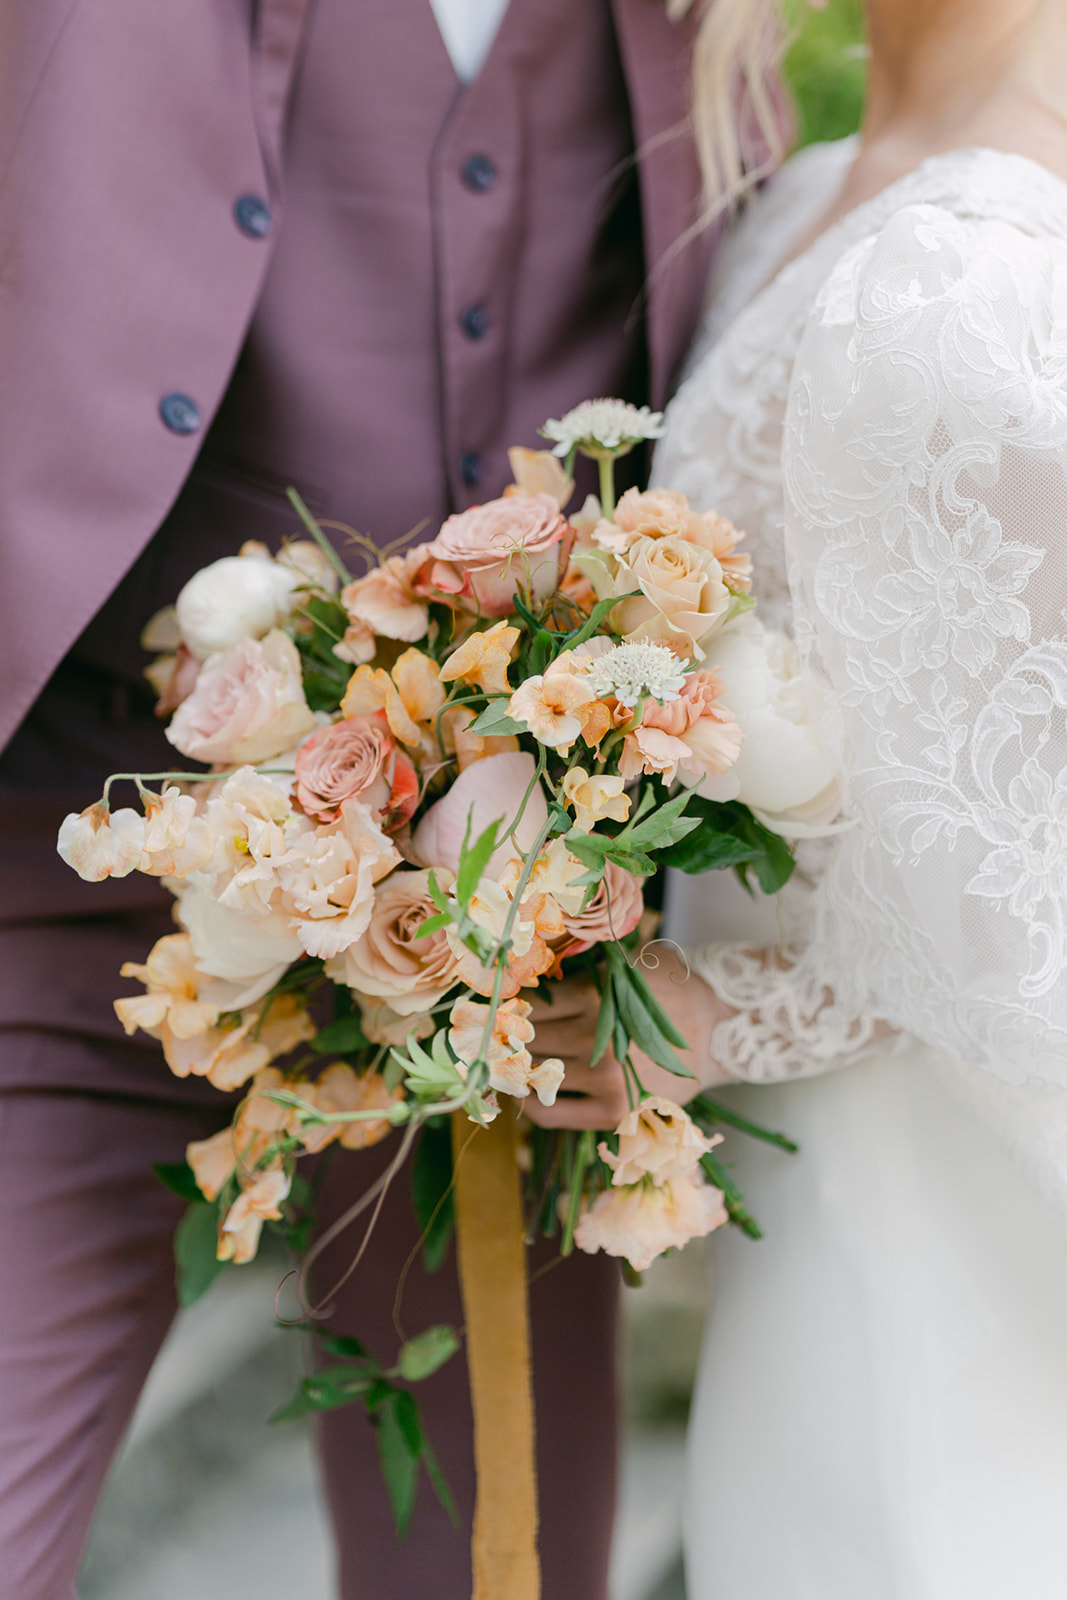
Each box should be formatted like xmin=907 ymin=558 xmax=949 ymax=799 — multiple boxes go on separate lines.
xmin=328 ymin=868 xmax=463 ymax=1015
xmin=293 ymin=714 xmax=418 ymax=828
xmin=167 ymin=629 xmax=317 ymax=766
xmin=426 ymin=493 xmax=567 ymax=617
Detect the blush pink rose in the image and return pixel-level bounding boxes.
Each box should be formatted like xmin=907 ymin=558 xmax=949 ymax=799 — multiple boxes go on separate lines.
xmin=328 ymin=868 xmax=464 ymax=1016
xmin=426 ymin=493 xmax=567 ymax=617
xmin=553 ymin=862 xmax=644 ymax=959
xmin=166 ymin=629 xmax=317 ymax=766
xmin=293 ymin=714 xmax=418 ymax=830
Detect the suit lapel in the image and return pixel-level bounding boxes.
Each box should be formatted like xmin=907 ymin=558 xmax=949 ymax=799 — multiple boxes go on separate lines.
xmin=610 ymin=0 xmax=717 ymax=408
xmin=251 ymin=0 xmax=320 ymax=190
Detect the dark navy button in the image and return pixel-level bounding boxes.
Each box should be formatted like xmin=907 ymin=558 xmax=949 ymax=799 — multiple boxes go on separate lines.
xmin=460 ymin=304 xmax=491 ymax=341
xmin=461 ymin=154 xmax=498 ymax=193
xmin=459 ymin=452 xmax=483 ymax=488
xmin=159 ymin=393 xmax=201 ymax=435
xmin=234 ymin=194 xmax=273 ymax=238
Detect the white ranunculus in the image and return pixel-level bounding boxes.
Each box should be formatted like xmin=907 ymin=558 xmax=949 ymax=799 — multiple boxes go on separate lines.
xmin=176 ymin=553 xmax=302 ymax=660
xmin=701 ymin=615 xmax=844 ymax=836
xmin=175 ymin=882 xmax=304 ymax=1010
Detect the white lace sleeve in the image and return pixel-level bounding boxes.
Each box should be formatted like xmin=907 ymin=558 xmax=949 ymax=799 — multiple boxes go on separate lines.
xmin=697 ymin=203 xmax=1067 ymax=1086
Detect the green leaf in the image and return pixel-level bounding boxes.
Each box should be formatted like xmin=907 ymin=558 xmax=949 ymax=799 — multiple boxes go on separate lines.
xmin=376 ymin=1391 xmax=422 ymax=1539
xmin=456 ymin=817 xmax=500 ymax=907
xmin=745 ymin=825 xmax=796 ymax=896
xmin=607 ymin=948 xmax=689 ymax=1077
xmin=412 ymin=1120 xmax=456 ymax=1273
xmin=564 ymin=592 xmax=634 ymax=651
xmin=664 ymin=828 xmax=762 ymax=875
xmin=421 ymin=1433 xmax=460 ymax=1528
xmin=624 ymin=958 xmax=690 ymax=1050
xmin=590 ymin=983 xmax=616 ymax=1067
xmin=310 ymin=1015 xmax=369 ymax=1056
xmin=658 ymin=796 xmax=795 ymax=890
xmin=700 ymin=1151 xmax=762 ymax=1240
xmin=154 ymin=1160 xmax=206 ymax=1205
xmin=413 ymin=911 xmax=452 ymax=940
xmin=526 ymin=628 xmax=556 ymax=677
xmin=687 ymin=1092 xmax=799 ymax=1153
xmin=174 ymin=1201 xmax=228 ymax=1308
xmin=467 ymin=701 xmax=525 ymax=737
xmin=319 ymin=1332 xmax=374 ymax=1362
xmin=269 ymin=1364 xmax=377 ymax=1424
xmin=394 ymin=1324 xmax=461 ymax=1382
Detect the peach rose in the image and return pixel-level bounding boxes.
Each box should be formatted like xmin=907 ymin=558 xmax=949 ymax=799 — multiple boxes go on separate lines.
xmin=426 ymin=493 xmax=567 ymax=617
xmin=599 ymin=1097 xmax=716 ymax=1188
xmin=610 ymin=536 xmax=730 ymax=654
xmin=553 ymin=862 xmax=644 ymax=958
xmin=328 ymin=868 xmax=463 ymax=1015
xmin=593 ymin=487 xmax=709 ymax=555
xmin=167 ymin=629 xmax=317 ymax=766
xmin=340 ymin=544 xmax=434 ymax=644
xmin=293 ymin=715 xmax=418 ymax=829
xmin=574 ymin=1171 xmax=728 ymax=1272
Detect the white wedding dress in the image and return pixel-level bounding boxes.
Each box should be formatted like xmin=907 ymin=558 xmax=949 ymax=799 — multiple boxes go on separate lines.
xmin=654 ymin=138 xmax=1067 ymax=1598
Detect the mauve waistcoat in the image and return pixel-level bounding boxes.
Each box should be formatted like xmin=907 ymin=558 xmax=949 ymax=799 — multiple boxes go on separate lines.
xmin=0 ymin=0 xmax=646 ymax=1094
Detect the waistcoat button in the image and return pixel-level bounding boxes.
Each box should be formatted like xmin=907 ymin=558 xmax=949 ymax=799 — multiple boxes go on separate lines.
xmin=159 ymin=393 xmax=202 ymax=435
xmin=234 ymin=194 xmax=274 ymax=238
xmin=459 ymin=452 xmax=483 ymax=488
xmin=460 ymin=304 xmax=491 ymax=341
xmin=461 ymin=154 xmax=498 ymax=193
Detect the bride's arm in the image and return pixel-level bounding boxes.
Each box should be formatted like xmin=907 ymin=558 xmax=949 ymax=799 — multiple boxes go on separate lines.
xmin=674 ymin=202 xmax=1067 ymax=1090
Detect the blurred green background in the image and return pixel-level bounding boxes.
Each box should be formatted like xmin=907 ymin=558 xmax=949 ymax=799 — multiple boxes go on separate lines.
xmin=783 ymin=0 xmax=867 ymax=147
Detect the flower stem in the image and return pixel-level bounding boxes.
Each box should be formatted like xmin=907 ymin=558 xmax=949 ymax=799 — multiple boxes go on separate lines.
xmin=597 ymin=455 xmax=616 ymax=520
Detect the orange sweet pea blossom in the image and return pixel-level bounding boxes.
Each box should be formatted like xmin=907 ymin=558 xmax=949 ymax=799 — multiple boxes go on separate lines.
xmin=439 ymin=620 xmax=520 ymax=695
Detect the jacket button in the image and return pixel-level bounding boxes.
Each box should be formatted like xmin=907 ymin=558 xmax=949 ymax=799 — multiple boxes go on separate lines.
xmin=460 ymin=304 xmax=491 ymax=341
xmin=159 ymin=393 xmax=201 ymax=435
xmin=459 ymin=452 xmax=483 ymax=488
xmin=461 ymin=154 xmax=498 ymax=193
xmin=234 ymin=194 xmax=273 ymax=238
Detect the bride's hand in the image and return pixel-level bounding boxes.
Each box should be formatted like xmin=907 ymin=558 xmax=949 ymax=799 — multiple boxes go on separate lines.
xmin=521 ymin=954 xmax=734 ymax=1131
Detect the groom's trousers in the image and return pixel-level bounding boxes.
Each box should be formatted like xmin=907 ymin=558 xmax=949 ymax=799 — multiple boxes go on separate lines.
xmin=0 ymin=1059 xmax=620 ymax=1600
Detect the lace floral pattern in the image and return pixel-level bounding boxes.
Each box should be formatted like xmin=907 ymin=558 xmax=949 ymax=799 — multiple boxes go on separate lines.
xmin=658 ymin=146 xmax=1067 ymax=1086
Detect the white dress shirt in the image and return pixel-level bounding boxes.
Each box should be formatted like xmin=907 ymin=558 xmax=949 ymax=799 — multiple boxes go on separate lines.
xmin=428 ymin=0 xmax=512 ymax=83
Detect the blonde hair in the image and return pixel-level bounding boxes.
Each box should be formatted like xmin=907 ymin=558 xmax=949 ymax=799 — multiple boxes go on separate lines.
xmin=670 ymin=0 xmax=791 ymax=224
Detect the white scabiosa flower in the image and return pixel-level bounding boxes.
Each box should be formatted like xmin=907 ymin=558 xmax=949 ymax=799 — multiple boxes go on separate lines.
xmin=541 ymin=398 xmax=664 ymax=460
xmin=584 ymin=641 xmax=688 ymax=708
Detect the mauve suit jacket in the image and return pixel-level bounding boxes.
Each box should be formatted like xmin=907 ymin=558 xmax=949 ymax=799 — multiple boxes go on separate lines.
xmin=0 ymin=0 xmax=713 ymax=757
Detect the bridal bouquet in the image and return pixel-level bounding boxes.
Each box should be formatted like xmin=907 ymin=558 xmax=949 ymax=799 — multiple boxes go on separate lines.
xmin=57 ymin=399 xmax=818 ymax=1535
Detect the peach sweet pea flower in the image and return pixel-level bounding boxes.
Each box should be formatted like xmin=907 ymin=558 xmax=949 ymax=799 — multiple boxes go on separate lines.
xmin=57 ymin=800 xmax=145 ymax=882
xmin=340 ymin=544 xmax=434 ymax=645
xmin=439 ymin=620 xmax=519 ymax=695
xmin=293 ymin=714 xmax=418 ymax=829
xmin=139 ymin=786 xmax=214 ymax=877
xmin=167 ymin=629 xmax=318 ymax=766
xmin=327 ymin=867 xmax=463 ymax=1016
xmin=114 ymin=933 xmax=220 ymax=1043
xmin=561 ymin=768 xmax=630 ymax=833
xmin=299 ymin=1063 xmax=402 ymax=1153
xmin=508 ymin=660 xmax=610 ymax=755
xmin=426 ymin=493 xmax=567 ymax=617
xmin=574 ymin=1170 xmax=728 ymax=1273
xmin=504 ymin=447 xmax=574 ymax=509
xmin=620 ymin=668 xmax=743 ymax=787
xmin=553 ymin=862 xmax=645 ymax=960
xmin=341 ymin=650 xmax=446 ymax=749
xmin=443 ymin=705 xmax=520 ymax=771
xmin=448 ymin=996 xmax=564 ymax=1105
xmin=600 ymin=1097 xmax=717 ymax=1188
xmin=219 ymin=1168 xmax=292 ymax=1264
xmin=186 ymin=1128 xmax=237 ymax=1202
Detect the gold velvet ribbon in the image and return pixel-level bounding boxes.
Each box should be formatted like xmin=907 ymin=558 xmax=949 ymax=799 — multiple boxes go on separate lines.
xmin=451 ymin=1108 xmax=541 ymax=1600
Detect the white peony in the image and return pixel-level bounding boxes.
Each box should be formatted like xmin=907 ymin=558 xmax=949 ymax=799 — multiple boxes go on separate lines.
xmin=700 ymin=615 xmax=844 ymax=836
xmin=174 ymin=882 xmax=304 ymax=1011
xmin=175 ymin=551 xmax=304 ymax=661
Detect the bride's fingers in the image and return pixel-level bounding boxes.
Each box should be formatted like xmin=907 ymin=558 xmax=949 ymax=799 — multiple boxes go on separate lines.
xmin=521 ymin=1090 xmax=626 ymax=1131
